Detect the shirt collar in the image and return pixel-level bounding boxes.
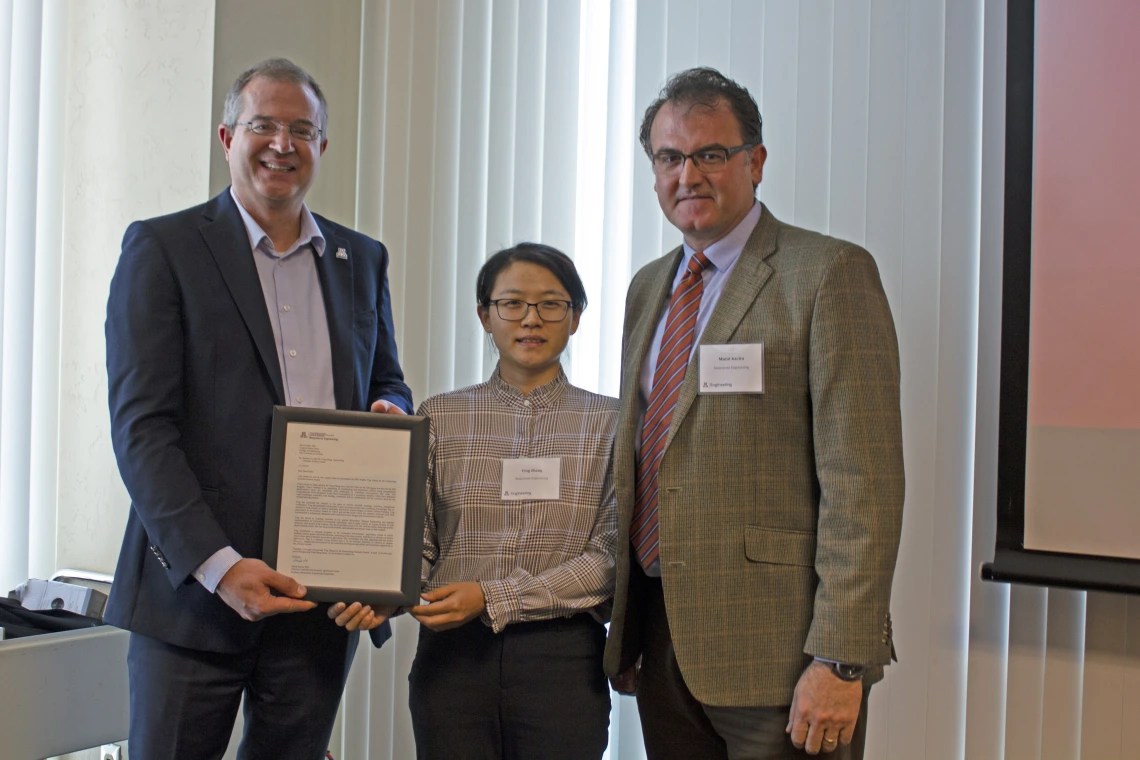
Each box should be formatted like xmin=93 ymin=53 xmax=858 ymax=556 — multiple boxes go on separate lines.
xmin=230 ymin=187 xmax=326 ymax=258
xmin=489 ymin=364 xmax=569 ymax=409
xmin=680 ymin=200 xmax=763 ymax=274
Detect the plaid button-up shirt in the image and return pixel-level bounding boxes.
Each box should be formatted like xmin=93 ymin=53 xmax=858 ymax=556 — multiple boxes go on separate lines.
xmin=418 ymin=367 xmax=619 ymax=632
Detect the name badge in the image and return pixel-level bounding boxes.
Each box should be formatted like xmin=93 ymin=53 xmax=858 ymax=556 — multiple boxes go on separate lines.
xmin=699 ymin=343 xmax=765 ymax=394
xmin=501 ymin=457 xmax=561 ymax=500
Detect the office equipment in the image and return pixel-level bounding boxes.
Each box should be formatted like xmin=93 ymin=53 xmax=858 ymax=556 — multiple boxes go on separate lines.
xmin=0 ymin=625 xmax=129 ymax=757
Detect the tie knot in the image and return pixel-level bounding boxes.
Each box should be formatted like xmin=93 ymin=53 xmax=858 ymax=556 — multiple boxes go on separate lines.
xmin=688 ymin=251 xmax=711 ymax=275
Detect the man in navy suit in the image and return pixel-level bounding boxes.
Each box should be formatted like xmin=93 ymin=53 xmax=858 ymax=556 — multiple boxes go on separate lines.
xmin=104 ymin=58 xmax=412 ymax=759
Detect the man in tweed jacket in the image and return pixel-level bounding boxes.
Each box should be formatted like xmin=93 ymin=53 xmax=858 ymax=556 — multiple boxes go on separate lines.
xmin=603 ymin=67 xmax=904 ymax=759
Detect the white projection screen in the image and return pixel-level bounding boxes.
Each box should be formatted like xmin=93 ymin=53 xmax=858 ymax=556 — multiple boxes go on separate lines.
xmin=983 ymin=0 xmax=1140 ymax=591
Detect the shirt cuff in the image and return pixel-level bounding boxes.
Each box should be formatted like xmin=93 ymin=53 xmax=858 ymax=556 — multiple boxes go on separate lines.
xmin=193 ymin=546 xmax=242 ymax=593
xmin=478 ymin=578 xmax=520 ymax=633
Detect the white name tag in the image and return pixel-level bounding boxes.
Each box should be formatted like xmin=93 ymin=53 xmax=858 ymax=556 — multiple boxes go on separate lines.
xmin=501 ymin=457 xmax=561 ymax=500
xmin=699 ymin=343 xmax=765 ymax=394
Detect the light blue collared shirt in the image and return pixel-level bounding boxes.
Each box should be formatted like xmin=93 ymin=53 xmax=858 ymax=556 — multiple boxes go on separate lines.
xmin=193 ymin=191 xmax=338 ymax=592
xmin=636 ymin=201 xmax=764 ymax=577
xmin=232 ymin=189 xmax=336 ymax=411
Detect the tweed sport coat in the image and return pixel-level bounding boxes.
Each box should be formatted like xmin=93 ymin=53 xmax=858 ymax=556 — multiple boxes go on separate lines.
xmin=602 ymin=204 xmax=905 ymax=707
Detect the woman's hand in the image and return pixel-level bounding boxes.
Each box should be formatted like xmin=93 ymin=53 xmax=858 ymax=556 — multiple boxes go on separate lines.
xmin=326 ymin=602 xmax=398 ymax=631
xmin=409 ymin=582 xmax=486 ymax=631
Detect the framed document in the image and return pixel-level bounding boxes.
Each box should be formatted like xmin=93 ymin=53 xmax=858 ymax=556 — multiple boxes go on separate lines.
xmin=262 ymin=406 xmax=428 ymax=606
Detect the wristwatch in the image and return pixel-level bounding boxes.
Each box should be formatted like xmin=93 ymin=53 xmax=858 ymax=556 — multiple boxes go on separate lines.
xmin=830 ymin=662 xmax=866 ymax=682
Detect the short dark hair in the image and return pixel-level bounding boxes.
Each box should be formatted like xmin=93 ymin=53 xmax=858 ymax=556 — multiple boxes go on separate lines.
xmin=638 ymin=67 xmax=763 ymax=157
xmin=222 ymin=57 xmax=329 ymax=134
xmin=476 ymin=243 xmax=588 ymax=312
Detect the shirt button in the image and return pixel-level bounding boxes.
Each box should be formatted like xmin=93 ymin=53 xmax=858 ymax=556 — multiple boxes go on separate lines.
xmin=523 ymin=400 xmax=531 ymax=407
xmin=196 ymin=573 xmax=205 ymax=581
xmin=283 ymin=305 xmax=291 ymax=312
xmin=296 ymin=396 xmax=303 ymax=403
xmin=289 ymin=350 xmax=297 ymax=357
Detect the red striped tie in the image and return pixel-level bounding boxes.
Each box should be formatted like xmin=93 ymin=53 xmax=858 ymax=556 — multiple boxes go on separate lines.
xmin=631 ymin=251 xmax=711 ymax=568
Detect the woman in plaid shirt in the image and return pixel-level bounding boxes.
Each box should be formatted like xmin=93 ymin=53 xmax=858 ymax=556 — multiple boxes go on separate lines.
xmin=336 ymin=243 xmax=618 ymax=759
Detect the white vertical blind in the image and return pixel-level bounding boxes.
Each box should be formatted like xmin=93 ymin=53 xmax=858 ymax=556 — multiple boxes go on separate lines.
xmin=0 ymin=0 xmax=16 ymax=593
xmin=569 ymin=0 xmax=610 ymax=392
xmin=29 ymin=0 xmax=66 ymax=583
xmin=1042 ymin=589 xmax=1086 ymax=759
xmin=964 ymin=2 xmax=1013 ymax=757
xmin=594 ymin=0 xmax=634 ymax=400
xmin=453 ymin=0 xmax=492 ymax=391
xmin=1006 ymin=585 xmax=1050 ymax=759
xmin=0 ymin=0 xmax=42 ymax=596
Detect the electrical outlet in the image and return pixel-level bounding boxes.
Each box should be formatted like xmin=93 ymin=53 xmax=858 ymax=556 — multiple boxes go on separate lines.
xmin=101 ymin=744 xmax=122 ymax=760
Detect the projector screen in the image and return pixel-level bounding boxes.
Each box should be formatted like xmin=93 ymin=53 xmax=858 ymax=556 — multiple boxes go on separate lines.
xmin=983 ymin=0 xmax=1140 ymax=591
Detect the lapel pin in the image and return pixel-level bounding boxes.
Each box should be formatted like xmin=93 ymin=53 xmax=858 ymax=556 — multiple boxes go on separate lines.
xmin=336 ymin=247 xmax=348 ymax=260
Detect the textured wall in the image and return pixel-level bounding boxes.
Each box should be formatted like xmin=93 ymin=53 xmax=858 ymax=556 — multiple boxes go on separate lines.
xmin=55 ymin=0 xmax=216 ymax=576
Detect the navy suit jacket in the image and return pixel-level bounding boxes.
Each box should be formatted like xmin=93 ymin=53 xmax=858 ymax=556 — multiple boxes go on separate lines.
xmin=104 ymin=189 xmax=412 ymax=653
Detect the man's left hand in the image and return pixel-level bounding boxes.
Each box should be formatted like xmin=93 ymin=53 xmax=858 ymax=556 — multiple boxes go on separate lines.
xmin=370 ymin=399 xmax=407 ymax=414
xmin=409 ymin=582 xmax=486 ymax=631
xmin=786 ymin=660 xmax=862 ymax=755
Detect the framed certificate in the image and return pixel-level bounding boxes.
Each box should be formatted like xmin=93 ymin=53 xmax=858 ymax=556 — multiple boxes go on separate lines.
xmin=262 ymin=406 xmax=429 ymax=606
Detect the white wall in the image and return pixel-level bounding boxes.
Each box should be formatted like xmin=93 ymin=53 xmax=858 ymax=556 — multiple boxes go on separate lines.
xmin=53 ymin=0 xmax=216 ymax=579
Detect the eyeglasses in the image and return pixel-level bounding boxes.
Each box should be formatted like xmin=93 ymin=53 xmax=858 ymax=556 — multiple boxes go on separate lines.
xmin=235 ymin=118 xmax=323 ymax=142
xmin=488 ymin=299 xmax=574 ymax=322
xmin=651 ymin=143 xmax=757 ymax=175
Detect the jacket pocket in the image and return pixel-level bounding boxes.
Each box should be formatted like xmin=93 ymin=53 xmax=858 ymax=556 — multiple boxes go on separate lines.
xmin=744 ymin=525 xmax=816 ymax=567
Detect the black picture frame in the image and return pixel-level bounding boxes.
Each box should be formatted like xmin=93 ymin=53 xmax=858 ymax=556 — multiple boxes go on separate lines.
xmin=262 ymin=406 xmax=429 ymax=606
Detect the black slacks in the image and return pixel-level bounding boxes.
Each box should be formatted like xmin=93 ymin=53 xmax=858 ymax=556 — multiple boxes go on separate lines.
xmin=409 ymin=615 xmax=611 ymax=760
xmin=634 ymin=571 xmax=870 ymax=760
xmin=126 ymin=607 xmax=357 ymax=760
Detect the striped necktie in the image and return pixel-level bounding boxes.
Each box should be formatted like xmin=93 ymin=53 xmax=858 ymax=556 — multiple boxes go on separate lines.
xmin=631 ymin=251 xmax=712 ymax=568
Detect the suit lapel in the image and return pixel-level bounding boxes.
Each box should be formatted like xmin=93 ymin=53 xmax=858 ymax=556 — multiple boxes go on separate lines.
xmin=615 ymin=248 xmax=683 ymax=513
xmin=313 ymin=220 xmax=355 ymax=410
xmin=621 ymin=248 xmax=683 ymax=406
xmin=200 ymin=192 xmax=285 ymax=404
xmin=663 ymin=205 xmax=779 ymax=450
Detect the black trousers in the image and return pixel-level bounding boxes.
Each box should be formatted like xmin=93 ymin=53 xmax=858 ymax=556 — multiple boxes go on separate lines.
xmin=409 ymin=615 xmax=611 ymax=760
xmin=126 ymin=608 xmax=357 ymax=760
xmin=635 ymin=572 xmax=870 ymax=760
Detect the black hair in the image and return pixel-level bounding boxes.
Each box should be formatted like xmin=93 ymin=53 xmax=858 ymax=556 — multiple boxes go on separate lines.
xmin=476 ymin=242 xmax=587 ymax=312
xmin=638 ymin=66 xmax=763 ymax=157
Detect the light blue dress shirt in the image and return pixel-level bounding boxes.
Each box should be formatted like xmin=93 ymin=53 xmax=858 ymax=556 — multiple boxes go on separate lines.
xmin=193 ymin=191 xmax=338 ymax=592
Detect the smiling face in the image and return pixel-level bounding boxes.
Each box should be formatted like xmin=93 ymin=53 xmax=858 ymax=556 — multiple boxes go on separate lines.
xmin=478 ymin=261 xmax=580 ymax=393
xmin=219 ymin=76 xmax=326 ymax=220
xmin=650 ymin=99 xmax=767 ymax=250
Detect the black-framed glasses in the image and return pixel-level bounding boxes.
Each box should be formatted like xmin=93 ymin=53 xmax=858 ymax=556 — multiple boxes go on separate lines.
xmin=651 ymin=143 xmax=757 ymax=175
xmin=236 ymin=118 xmax=323 ymax=142
xmin=488 ymin=299 xmax=573 ymax=322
